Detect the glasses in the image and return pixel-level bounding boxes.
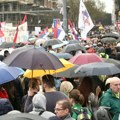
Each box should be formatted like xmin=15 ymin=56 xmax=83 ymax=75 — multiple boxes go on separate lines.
xmin=54 ymin=108 xmax=65 ymax=111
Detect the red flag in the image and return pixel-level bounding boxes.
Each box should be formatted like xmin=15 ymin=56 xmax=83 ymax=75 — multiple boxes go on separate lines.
xmin=13 ymin=25 xmax=19 ymax=43
xmin=22 ymin=15 xmax=27 ymax=24
xmin=0 ymin=30 xmax=4 ymax=37
xmin=0 ymin=22 xmax=4 ymax=37
xmin=52 ymin=28 xmax=58 ymax=38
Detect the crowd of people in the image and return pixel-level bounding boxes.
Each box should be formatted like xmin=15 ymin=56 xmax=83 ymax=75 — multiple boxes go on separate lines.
xmin=0 ymin=26 xmax=120 ymax=120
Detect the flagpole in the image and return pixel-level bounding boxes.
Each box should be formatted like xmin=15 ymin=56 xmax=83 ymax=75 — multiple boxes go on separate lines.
xmin=63 ymin=0 xmax=68 ymax=33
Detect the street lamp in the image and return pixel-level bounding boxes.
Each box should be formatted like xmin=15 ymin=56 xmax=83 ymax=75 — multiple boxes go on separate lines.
xmin=62 ymin=0 xmax=68 ymax=33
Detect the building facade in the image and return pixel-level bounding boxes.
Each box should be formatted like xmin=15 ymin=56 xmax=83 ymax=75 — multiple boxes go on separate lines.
xmin=0 ymin=0 xmax=62 ymax=31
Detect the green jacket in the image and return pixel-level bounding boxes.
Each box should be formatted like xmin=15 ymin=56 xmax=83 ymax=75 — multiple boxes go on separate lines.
xmin=71 ymin=103 xmax=82 ymax=120
xmin=99 ymin=89 xmax=120 ymax=120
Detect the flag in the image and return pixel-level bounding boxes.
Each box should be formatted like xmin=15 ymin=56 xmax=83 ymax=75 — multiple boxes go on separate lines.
xmin=0 ymin=23 xmax=4 ymax=37
xmin=13 ymin=25 xmax=19 ymax=43
xmin=22 ymin=15 xmax=27 ymax=24
xmin=68 ymin=19 xmax=78 ymax=40
xmin=53 ymin=19 xmax=61 ymax=38
xmin=57 ymin=28 xmax=66 ymax=41
xmin=39 ymin=27 xmax=48 ymax=38
xmin=78 ymin=0 xmax=94 ymax=40
xmin=60 ymin=7 xmax=63 ymax=15
xmin=53 ymin=19 xmax=60 ymax=28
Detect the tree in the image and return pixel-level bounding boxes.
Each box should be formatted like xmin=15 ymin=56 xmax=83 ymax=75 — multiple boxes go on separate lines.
xmin=67 ymin=0 xmax=106 ymax=25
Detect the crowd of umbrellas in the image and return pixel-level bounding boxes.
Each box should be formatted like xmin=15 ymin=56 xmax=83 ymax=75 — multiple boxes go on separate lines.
xmin=0 ymin=32 xmax=120 ymax=119
xmin=0 ymin=39 xmax=119 ymax=85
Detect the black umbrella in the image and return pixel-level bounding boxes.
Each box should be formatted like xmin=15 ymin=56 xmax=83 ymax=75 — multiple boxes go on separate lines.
xmin=3 ymin=46 xmax=64 ymax=70
xmin=53 ymin=65 xmax=80 ymax=78
xmin=43 ymin=39 xmax=62 ymax=48
xmin=68 ymin=40 xmax=80 ymax=44
xmin=104 ymin=58 xmax=120 ymax=68
xmin=0 ymin=113 xmax=48 ymax=120
xmin=75 ymin=62 xmax=120 ymax=76
xmin=62 ymin=44 xmax=86 ymax=53
xmin=101 ymin=33 xmax=120 ymax=39
xmin=101 ymin=37 xmax=118 ymax=43
xmin=54 ymin=53 xmax=73 ymax=60
xmin=0 ymin=42 xmax=17 ymax=48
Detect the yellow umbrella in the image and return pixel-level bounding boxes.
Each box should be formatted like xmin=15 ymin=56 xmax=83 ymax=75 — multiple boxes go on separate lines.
xmin=24 ymin=58 xmax=74 ymax=78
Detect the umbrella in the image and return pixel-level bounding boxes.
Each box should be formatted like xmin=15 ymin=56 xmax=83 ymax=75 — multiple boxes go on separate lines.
xmin=35 ymin=38 xmax=46 ymax=46
xmin=24 ymin=58 xmax=74 ymax=78
xmin=69 ymin=40 xmax=80 ymax=44
xmin=52 ymin=41 xmax=69 ymax=49
xmin=0 ymin=113 xmax=48 ymax=120
xmin=54 ymin=53 xmax=73 ymax=60
xmin=0 ymin=61 xmax=6 ymax=66
xmin=0 ymin=66 xmax=24 ymax=84
xmin=0 ymin=42 xmax=17 ymax=48
xmin=53 ymin=65 xmax=80 ymax=78
xmin=104 ymin=58 xmax=120 ymax=68
xmin=3 ymin=46 xmax=64 ymax=70
xmin=62 ymin=44 xmax=86 ymax=53
xmin=75 ymin=62 xmax=120 ymax=76
xmin=101 ymin=33 xmax=120 ymax=39
xmin=43 ymin=39 xmax=62 ymax=48
xmin=0 ymin=48 xmax=15 ymax=56
xmin=101 ymin=37 xmax=118 ymax=43
xmin=69 ymin=53 xmax=103 ymax=65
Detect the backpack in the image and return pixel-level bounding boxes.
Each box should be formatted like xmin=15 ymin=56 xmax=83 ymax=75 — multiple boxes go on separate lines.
xmin=93 ymin=106 xmax=112 ymax=120
xmin=72 ymin=107 xmax=92 ymax=120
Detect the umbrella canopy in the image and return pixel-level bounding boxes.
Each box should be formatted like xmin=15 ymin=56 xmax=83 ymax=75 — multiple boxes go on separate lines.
xmin=24 ymin=58 xmax=74 ymax=78
xmin=75 ymin=62 xmax=120 ymax=76
xmin=35 ymin=38 xmax=46 ymax=46
xmin=0 ymin=66 xmax=24 ymax=84
xmin=69 ymin=53 xmax=103 ymax=65
xmin=54 ymin=53 xmax=73 ymax=60
xmin=68 ymin=40 xmax=80 ymax=44
xmin=0 ymin=42 xmax=17 ymax=48
xmin=62 ymin=43 xmax=86 ymax=53
xmin=104 ymin=58 xmax=120 ymax=68
xmin=101 ymin=33 xmax=120 ymax=39
xmin=0 ymin=113 xmax=48 ymax=120
xmin=3 ymin=46 xmax=64 ymax=70
xmin=52 ymin=41 xmax=69 ymax=49
xmin=101 ymin=37 xmax=118 ymax=43
xmin=0 ymin=61 xmax=6 ymax=66
xmin=43 ymin=39 xmax=62 ymax=48
xmin=53 ymin=65 xmax=80 ymax=78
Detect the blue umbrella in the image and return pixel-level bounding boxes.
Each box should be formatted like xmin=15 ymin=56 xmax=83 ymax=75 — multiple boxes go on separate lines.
xmin=0 ymin=66 xmax=24 ymax=85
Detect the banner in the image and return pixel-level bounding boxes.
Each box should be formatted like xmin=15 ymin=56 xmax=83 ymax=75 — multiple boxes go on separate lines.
xmin=116 ymin=22 xmax=120 ymax=32
xmin=1 ymin=22 xmax=29 ymax=43
xmin=78 ymin=0 xmax=94 ymax=40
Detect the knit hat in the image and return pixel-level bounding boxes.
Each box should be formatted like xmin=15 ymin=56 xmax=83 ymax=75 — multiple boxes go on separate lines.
xmin=60 ymin=81 xmax=73 ymax=95
xmin=32 ymin=93 xmax=46 ymax=111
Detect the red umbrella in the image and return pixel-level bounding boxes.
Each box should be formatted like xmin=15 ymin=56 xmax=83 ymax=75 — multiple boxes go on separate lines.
xmin=69 ymin=53 xmax=103 ymax=65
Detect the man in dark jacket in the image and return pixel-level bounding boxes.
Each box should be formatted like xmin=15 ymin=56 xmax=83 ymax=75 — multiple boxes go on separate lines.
xmin=42 ymin=74 xmax=68 ymax=113
xmin=99 ymin=77 xmax=120 ymax=120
